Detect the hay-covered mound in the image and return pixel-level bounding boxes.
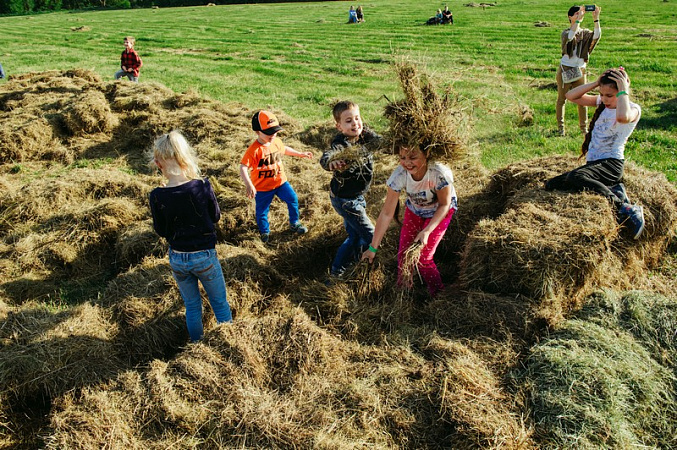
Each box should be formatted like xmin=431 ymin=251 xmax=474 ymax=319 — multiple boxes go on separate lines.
xmin=384 ymin=62 xmax=468 ymax=160
xmin=516 ymin=290 xmax=677 ymax=448
xmin=47 ymin=302 xmax=530 ymax=448
xmin=461 ymin=156 xmax=677 ymax=323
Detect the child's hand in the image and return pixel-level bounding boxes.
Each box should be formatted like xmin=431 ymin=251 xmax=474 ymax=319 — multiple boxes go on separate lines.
xmin=300 ymin=151 xmax=313 ymax=159
xmin=328 ymin=160 xmax=347 ymax=171
xmin=608 ymin=68 xmax=630 ymax=92
xmin=361 ymin=249 xmax=376 ymax=264
xmin=592 ymin=5 xmax=601 ymax=20
xmin=245 ymin=184 xmax=256 ymax=199
xmin=415 ymin=230 xmax=430 ymax=247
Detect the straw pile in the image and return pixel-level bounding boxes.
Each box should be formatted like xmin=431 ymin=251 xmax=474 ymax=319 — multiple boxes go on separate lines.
xmin=384 ymin=62 xmax=468 ymax=160
xmin=460 ymin=156 xmax=677 ymax=324
xmin=517 ymin=290 xmax=677 ymax=448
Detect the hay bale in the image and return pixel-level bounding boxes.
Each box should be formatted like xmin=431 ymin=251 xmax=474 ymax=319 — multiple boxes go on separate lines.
xmin=114 ymin=221 xmax=164 ymax=268
xmin=0 ymin=115 xmax=68 ymax=163
xmin=517 ymin=290 xmax=677 ymax=448
xmin=384 ymin=62 xmax=468 ymax=160
xmin=62 ymin=90 xmax=118 ymax=135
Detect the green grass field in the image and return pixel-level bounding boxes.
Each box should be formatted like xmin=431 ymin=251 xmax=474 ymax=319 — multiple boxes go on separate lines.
xmin=2 ymin=0 xmax=676 ymax=179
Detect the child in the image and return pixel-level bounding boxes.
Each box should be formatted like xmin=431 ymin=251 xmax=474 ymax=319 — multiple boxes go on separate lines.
xmin=149 ymin=131 xmax=232 ymax=342
xmin=348 ymin=6 xmax=358 ymax=23
xmin=240 ymin=110 xmax=313 ymax=243
xmin=0 ymin=62 xmax=5 ymax=79
xmin=362 ymin=142 xmax=457 ymax=297
xmin=114 ymin=36 xmax=143 ymax=83
xmin=356 ymin=5 xmax=364 ymax=23
xmin=320 ymin=101 xmax=382 ymax=277
xmin=556 ymin=5 xmax=601 ymax=136
xmin=545 ymin=67 xmax=644 ymax=239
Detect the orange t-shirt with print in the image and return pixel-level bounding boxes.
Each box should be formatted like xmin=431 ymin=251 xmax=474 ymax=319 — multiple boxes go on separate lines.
xmin=240 ymin=137 xmax=288 ymax=192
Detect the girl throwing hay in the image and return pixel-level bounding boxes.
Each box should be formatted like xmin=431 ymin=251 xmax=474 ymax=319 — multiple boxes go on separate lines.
xmin=149 ymin=131 xmax=232 ymax=342
xmin=545 ymin=67 xmax=644 ymax=239
xmin=362 ymin=141 xmax=457 ymax=296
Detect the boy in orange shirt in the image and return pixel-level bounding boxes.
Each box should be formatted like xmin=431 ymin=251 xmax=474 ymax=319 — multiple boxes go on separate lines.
xmin=240 ymin=110 xmax=313 ymax=243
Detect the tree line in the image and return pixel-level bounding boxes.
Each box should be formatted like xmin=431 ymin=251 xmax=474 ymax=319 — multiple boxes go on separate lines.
xmin=1 ymin=0 xmax=317 ymax=15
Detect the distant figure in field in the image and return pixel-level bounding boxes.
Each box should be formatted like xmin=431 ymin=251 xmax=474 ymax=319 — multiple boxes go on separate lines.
xmin=114 ymin=36 xmax=143 ymax=83
xmin=441 ymin=5 xmax=453 ymax=24
xmin=427 ymin=9 xmax=443 ymax=25
xmin=149 ymin=131 xmax=233 ymax=342
xmin=556 ymin=5 xmax=601 ymax=136
xmin=356 ymin=5 xmax=364 ymax=22
xmin=545 ymin=67 xmax=645 ymax=239
xmin=348 ymin=5 xmax=358 ymax=24
xmin=0 ymin=62 xmax=5 ymax=79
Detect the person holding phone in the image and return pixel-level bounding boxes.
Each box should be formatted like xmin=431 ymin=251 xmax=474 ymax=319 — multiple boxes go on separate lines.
xmin=556 ymin=5 xmax=601 ymax=136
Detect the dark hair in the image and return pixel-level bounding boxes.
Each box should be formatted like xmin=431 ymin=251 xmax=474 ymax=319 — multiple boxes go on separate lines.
xmin=580 ymin=73 xmax=618 ymax=157
xmin=567 ymin=6 xmax=579 ymax=17
xmin=332 ymin=100 xmax=359 ymax=122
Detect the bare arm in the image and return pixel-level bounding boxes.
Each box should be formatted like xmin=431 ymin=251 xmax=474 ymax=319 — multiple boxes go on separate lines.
xmin=361 ymin=187 xmax=399 ymax=263
xmin=565 ymin=78 xmax=600 ymax=107
xmin=239 ymin=164 xmax=256 ymax=199
xmin=284 ymin=146 xmax=313 ymax=159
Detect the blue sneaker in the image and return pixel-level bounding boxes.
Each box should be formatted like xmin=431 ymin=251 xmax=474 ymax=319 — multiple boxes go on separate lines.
xmin=260 ymin=232 xmax=270 ymax=243
xmin=610 ymin=183 xmax=629 ymax=204
xmin=290 ymin=222 xmax=308 ymax=234
xmin=618 ymin=203 xmax=645 ymax=240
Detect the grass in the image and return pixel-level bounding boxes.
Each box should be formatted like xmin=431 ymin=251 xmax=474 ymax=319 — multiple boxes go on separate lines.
xmin=1 ymin=0 xmax=676 ymax=179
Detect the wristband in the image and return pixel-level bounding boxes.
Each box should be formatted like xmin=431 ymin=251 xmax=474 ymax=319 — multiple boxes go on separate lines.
xmin=594 ymin=20 xmax=599 ymax=22
xmin=368 ymin=245 xmax=378 ymax=253
xmin=616 ymin=91 xmax=628 ymax=98
xmin=575 ymin=20 xmax=581 ymax=23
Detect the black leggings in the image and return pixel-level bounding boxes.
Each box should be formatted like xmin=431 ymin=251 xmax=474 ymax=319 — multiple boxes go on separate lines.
xmin=545 ymin=158 xmax=624 ymax=208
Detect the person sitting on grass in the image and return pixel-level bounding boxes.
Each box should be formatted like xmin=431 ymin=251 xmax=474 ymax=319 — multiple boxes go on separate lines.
xmin=239 ymin=110 xmax=313 ymax=243
xmin=441 ymin=6 xmax=453 ymax=25
xmin=320 ymin=100 xmax=382 ymax=280
xmin=348 ymin=6 xmax=358 ymax=24
xmin=545 ymin=67 xmax=645 ymax=239
xmin=149 ymin=131 xmax=232 ymax=342
xmin=362 ymin=140 xmax=458 ymax=297
xmin=114 ymin=36 xmax=143 ymax=83
xmin=356 ymin=6 xmax=365 ymax=23
xmin=427 ymin=9 xmax=443 ymax=25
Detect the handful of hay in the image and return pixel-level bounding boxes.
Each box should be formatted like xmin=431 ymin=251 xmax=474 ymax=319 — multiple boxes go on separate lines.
xmin=384 ymin=62 xmax=467 ymax=160
xmin=399 ymin=241 xmax=423 ymax=290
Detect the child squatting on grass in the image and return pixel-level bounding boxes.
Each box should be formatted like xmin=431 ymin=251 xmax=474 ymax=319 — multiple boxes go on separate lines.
xmin=239 ymin=110 xmax=313 ymax=243
xmin=114 ymin=36 xmax=143 ymax=83
xmin=149 ymin=131 xmax=232 ymax=342
xmin=545 ymin=67 xmax=645 ymax=239
xmin=319 ymin=100 xmax=382 ymax=279
xmin=362 ymin=141 xmax=458 ymax=297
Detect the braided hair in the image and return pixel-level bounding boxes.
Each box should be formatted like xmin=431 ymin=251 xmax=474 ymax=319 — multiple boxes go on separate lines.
xmin=580 ymin=73 xmax=618 ymax=157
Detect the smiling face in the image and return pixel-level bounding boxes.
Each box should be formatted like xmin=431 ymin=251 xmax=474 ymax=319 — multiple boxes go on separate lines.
xmin=598 ymin=83 xmax=619 ymax=109
xmin=335 ymin=107 xmax=363 ymax=141
xmin=123 ymin=38 xmax=134 ymax=50
xmin=399 ymin=147 xmax=428 ymax=181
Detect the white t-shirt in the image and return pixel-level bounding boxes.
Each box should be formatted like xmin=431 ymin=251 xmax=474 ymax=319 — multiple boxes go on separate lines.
xmin=387 ymin=162 xmax=458 ymax=219
xmin=587 ymin=96 xmax=641 ymax=162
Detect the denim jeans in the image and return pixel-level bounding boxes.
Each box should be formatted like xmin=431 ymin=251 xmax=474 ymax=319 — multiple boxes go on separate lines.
xmin=254 ymin=181 xmax=300 ymax=234
xmin=114 ymin=69 xmax=139 ymax=83
xmin=330 ymin=194 xmax=374 ymax=275
xmin=169 ymin=248 xmax=232 ymax=342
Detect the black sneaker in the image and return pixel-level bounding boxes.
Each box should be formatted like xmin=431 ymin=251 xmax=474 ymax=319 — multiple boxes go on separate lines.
xmin=618 ymin=203 xmax=645 ymax=240
xmin=290 ymin=222 xmax=308 ymax=234
xmin=610 ymin=183 xmax=630 ymax=204
xmin=260 ymin=232 xmax=270 ymax=243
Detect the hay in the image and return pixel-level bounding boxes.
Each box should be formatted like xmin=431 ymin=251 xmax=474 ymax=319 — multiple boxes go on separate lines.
xmin=399 ymin=241 xmax=423 ymax=289
xmin=517 ymin=290 xmax=677 ymax=448
xmin=62 ymin=90 xmax=118 ymax=135
xmin=384 ymin=62 xmax=467 ymax=160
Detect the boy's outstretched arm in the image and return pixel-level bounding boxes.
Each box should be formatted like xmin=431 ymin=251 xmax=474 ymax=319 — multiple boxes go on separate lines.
xmin=284 ymin=146 xmax=313 ymax=159
xmin=239 ymin=164 xmax=256 ymax=199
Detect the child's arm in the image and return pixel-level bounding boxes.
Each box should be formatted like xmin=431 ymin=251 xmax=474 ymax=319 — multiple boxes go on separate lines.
xmin=284 ymin=145 xmax=313 ymax=159
xmin=565 ymin=78 xmax=601 ymax=107
xmin=239 ymin=164 xmax=256 ymax=199
xmin=414 ymin=186 xmax=452 ymax=246
xmin=320 ymin=144 xmax=347 ymax=171
xmin=361 ymin=187 xmax=399 ymax=263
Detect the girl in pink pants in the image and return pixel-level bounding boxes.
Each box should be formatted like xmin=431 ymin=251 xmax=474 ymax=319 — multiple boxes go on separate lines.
xmin=362 ymin=145 xmax=457 ymax=296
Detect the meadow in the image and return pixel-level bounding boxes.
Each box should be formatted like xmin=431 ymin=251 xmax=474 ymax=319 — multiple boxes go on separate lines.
xmin=1 ymin=0 xmax=677 ymax=448
xmin=1 ymin=0 xmax=676 ymax=178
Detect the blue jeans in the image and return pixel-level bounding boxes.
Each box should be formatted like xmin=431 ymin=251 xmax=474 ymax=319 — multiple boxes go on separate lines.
xmin=114 ymin=69 xmax=138 ymax=82
xmin=330 ymin=194 xmax=374 ymax=275
xmin=255 ymin=182 xmax=300 ymax=234
xmin=169 ymin=248 xmax=232 ymax=342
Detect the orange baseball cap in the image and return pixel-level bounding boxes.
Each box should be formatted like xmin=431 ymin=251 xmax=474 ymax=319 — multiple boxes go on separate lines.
xmin=252 ymin=110 xmax=283 ymax=135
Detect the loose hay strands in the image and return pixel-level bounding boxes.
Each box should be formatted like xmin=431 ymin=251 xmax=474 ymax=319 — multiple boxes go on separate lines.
xmin=399 ymin=241 xmax=423 ymax=290
xmin=384 ymin=61 xmax=468 ymax=161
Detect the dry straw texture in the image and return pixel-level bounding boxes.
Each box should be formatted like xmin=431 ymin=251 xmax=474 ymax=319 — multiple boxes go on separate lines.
xmin=0 ymin=69 xmax=675 ymax=448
